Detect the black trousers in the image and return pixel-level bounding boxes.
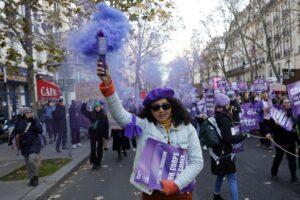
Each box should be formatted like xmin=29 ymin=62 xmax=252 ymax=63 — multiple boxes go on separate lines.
xmin=131 ymin=137 xmax=137 ymax=148
xmin=271 ymin=143 xmax=296 ymax=177
xmin=90 ymin=133 xmax=103 ymax=166
xmin=259 ymin=120 xmax=271 ymax=147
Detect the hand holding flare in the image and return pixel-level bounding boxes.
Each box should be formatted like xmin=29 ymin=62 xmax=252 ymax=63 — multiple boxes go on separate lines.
xmin=161 ymin=179 xmax=179 ymax=196
xmin=97 ymin=61 xmax=111 ymax=86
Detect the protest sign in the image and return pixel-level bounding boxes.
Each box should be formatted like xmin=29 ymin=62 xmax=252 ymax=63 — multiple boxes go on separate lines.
xmin=270 ymin=107 xmax=294 ymax=131
xmin=231 ymin=126 xmax=244 ymax=153
xmin=287 ymin=81 xmax=300 ymax=117
xmin=205 ymin=89 xmax=215 ymax=117
xmin=134 ymin=137 xmax=195 ymax=192
xmin=239 ymin=103 xmax=260 ymax=131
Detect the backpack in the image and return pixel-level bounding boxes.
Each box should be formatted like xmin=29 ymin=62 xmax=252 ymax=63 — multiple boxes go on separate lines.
xmin=199 ymin=117 xmax=222 ymax=148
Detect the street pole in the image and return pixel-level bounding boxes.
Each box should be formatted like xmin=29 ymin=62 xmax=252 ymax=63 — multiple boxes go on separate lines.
xmin=287 ymin=58 xmax=291 ymax=79
xmin=63 ymin=63 xmax=72 ymax=158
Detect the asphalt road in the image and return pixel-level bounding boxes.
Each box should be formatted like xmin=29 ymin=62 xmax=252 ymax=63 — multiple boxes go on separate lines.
xmin=48 ymin=138 xmax=300 ymax=200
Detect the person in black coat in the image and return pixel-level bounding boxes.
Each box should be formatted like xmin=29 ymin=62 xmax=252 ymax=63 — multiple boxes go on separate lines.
xmin=267 ymin=98 xmax=299 ymax=183
xmin=212 ymin=93 xmax=247 ymax=200
xmin=81 ymin=101 xmax=109 ymax=170
xmin=52 ymin=99 xmax=67 ymax=152
xmin=69 ymin=100 xmax=82 ymax=148
xmin=227 ymin=90 xmax=241 ymax=125
xmin=13 ymin=107 xmax=43 ymax=186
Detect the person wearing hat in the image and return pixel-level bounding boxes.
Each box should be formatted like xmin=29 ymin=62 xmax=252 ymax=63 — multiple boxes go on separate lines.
xmin=13 ymin=107 xmax=43 ymax=186
xmin=52 ymin=99 xmax=67 ymax=152
xmin=211 ymin=93 xmax=247 ymax=200
xmin=97 ymin=61 xmax=203 ymax=200
xmin=81 ymin=100 xmax=109 ymax=170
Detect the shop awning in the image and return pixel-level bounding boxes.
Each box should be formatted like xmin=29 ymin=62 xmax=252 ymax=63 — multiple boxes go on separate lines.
xmin=37 ymin=79 xmax=61 ymax=100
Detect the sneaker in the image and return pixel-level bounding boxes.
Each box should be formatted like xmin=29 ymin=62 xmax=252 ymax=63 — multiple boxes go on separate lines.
xmin=92 ymin=165 xmax=98 ymax=170
xmin=117 ymin=156 xmax=123 ymax=162
xmin=132 ymin=148 xmax=136 ymax=152
xmin=72 ymin=144 xmax=77 ymax=149
xmin=271 ymin=175 xmax=278 ymax=181
xmin=77 ymin=143 xmax=83 ymax=147
xmin=28 ymin=178 xmax=34 ymax=186
xmin=202 ymin=145 xmax=208 ymax=150
xmin=213 ymin=194 xmax=225 ymax=200
xmin=291 ymin=176 xmax=300 ymax=184
xmin=56 ymin=148 xmax=60 ymax=153
xmin=30 ymin=176 xmax=38 ymax=187
xmin=62 ymin=146 xmax=68 ymax=151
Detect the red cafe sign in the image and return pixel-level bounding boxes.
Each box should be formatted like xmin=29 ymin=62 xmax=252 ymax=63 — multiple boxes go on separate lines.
xmin=37 ymin=79 xmax=61 ymax=100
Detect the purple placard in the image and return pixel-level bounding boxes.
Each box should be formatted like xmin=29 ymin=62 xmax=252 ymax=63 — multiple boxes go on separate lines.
xmin=254 ymin=79 xmax=268 ymax=92
xmin=238 ymin=81 xmax=248 ymax=91
xmin=197 ymin=99 xmax=206 ymax=114
xmin=270 ymin=107 xmax=294 ymax=131
xmin=231 ymin=126 xmax=244 ymax=153
xmin=287 ymin=81 xmax=300 ymax=118
xmin=239 ymin=103 xmax=260 ymax=131
xmin=205 ymin=89 xmax=214 ymax=117
xmin=134 ymin=137 xmax=195 ymax=192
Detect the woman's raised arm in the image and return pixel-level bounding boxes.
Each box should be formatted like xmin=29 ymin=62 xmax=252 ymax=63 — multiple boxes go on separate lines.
xmin=97 ymin=61 xmax=146 ymax=129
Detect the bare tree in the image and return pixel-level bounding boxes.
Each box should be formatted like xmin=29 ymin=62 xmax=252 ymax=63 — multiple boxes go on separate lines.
xmin=200 ymin=6 xmax=235 ymax=80
xmin=128 ymin=1 xmax=176 ymax=103
xmin=224 ymin=0 xmax=298 ymax=82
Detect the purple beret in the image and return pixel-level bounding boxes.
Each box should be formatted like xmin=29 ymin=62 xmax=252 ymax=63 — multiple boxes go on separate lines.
xmin=143 ymin=87 xmax=175 ymax=107
xmin=214 ymin=93 xmax=230 ymax=106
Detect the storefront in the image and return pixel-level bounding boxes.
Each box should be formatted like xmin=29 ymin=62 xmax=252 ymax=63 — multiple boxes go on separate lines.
xmin=36 ymin=74 xmax=61 ymax=101
xmin=0 ymin=66 xmax=29 ymax=122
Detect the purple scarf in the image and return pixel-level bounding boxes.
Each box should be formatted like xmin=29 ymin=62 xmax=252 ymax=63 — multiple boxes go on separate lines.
xmin=124 ymin=115 xmax=142 ymax=139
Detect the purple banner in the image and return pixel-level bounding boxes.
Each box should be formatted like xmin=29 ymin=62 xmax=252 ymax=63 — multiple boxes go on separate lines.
xmin=205 ymin=89 xmax=214 ymax=117
xmin=134 ymin=137 xmax=195 ymax=192
xmin=270 ymin=107 xmax=294 ymax=131
xmin=239 ymin=103 xmax=260 ymax=131
xmin=287 ymin=81 xmax=300 ymax=118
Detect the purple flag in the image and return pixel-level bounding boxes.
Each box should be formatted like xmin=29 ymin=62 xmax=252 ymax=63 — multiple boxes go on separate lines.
xmin=134 ymin=137 xmax=195 ymax=192
xmin=287 ymin=81 xmax=300 ymax=118
xmin=205 ymin=89 xmax=214 ymax=117
xmin=270 ymin=107 xmax=294 ymax=131
xmin=239 ymin=103 xmax=260 ymax=131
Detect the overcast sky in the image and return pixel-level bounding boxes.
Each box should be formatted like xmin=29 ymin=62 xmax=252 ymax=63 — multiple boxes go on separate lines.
xmin=162 ymin=0 xmax=220 ymax=64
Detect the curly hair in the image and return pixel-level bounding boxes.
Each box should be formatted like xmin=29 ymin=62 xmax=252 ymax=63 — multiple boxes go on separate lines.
xmin=139 ymin=98 xmax=191 ymax=127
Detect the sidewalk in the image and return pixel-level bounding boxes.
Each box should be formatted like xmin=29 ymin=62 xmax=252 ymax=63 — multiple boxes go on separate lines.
xmin=0 ymin=131 xmax=90 ymax=200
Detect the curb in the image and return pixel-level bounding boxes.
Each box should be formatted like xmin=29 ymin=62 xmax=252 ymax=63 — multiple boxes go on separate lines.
xmin=20 ymin=150 xmax=89 ymax=200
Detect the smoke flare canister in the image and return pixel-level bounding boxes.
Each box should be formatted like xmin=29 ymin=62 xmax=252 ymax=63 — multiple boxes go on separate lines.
xmin=98 ymin=32 xmax=107 ymax=76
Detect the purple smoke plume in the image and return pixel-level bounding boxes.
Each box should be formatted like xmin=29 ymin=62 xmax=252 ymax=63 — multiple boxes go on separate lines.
xmin=70 ymin=3 xmax=130 ymax=57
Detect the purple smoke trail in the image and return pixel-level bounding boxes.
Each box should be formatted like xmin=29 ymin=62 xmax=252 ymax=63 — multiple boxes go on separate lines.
xmin=69 ymin=3 xmax=130 ymax=58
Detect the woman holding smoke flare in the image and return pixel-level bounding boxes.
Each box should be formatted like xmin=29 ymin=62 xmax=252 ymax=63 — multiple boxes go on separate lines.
xmin=97 ymin=61 xmax=203 ymax=200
